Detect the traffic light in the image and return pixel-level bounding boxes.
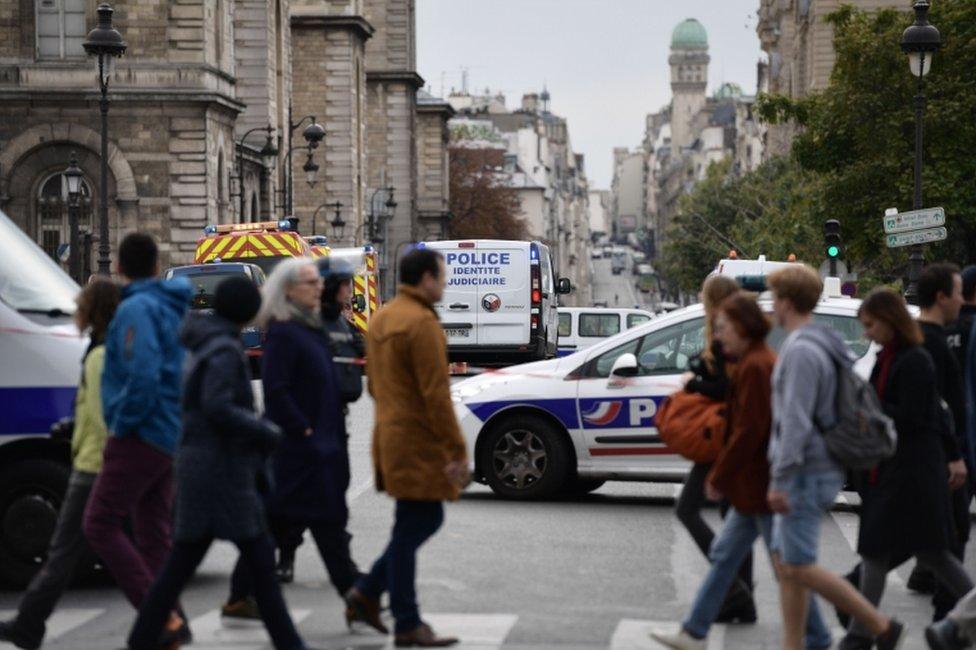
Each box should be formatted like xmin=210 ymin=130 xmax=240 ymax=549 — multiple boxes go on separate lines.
xmin=824 ymin=219 xmax=843 ymax=260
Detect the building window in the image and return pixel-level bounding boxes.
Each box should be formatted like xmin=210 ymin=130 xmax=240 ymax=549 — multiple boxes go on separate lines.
xmin=36 ymin=170 xmax=93 ymax=261
xmin=36 ymin=0 xmax=87 ymax=60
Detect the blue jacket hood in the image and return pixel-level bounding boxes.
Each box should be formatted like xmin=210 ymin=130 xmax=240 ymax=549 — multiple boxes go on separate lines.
xmin=124 ymin=277 xmax=192 ymax=314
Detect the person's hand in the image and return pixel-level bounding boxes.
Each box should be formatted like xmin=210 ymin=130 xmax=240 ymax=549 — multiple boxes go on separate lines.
xmin=304 ymin=427 xmax=313 ymax=437
xmin=767 ymin=489 xmax=791 ymax=514
xmin=948 ymin=460 xmax=968 ymax=491
xmin=445 ymin=460 xmax=472 ymax=488
xmin=704 ymin=482 xmax=722 ymax=502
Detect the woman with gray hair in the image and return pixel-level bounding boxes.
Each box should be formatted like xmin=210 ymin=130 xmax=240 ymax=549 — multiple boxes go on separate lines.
xmin=222 ymin=258 xmax=364 ymax=628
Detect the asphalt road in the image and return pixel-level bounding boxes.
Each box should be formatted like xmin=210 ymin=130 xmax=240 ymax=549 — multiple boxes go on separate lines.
xmin=0 ymin=261 xmax=961 ymax=649
xmin=589 ymin=257 xmax=645 ymax=311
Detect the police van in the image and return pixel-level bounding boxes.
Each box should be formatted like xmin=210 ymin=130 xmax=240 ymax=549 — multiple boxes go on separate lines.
xmin=451 ymin=276 xmax=875 ymax=500
xmin=0 ymin=209 xmax=88 ymax=586
xmin=424 ymin=240 xmax=571 ymax=363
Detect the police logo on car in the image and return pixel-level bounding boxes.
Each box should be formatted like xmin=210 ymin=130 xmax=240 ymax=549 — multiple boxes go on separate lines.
xmin=482 ymin=293 xmax=501 ymax=312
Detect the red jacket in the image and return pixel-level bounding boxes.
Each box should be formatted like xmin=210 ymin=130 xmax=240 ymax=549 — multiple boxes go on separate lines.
xmin=708 ymin=343 xmax=777 ymax=514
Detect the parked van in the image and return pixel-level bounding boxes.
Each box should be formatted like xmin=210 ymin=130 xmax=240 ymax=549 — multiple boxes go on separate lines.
xmin=0 ymin=209 xmax=87 ymax=587
xmin=423 ymin=240 xmax=571 ymax=364
xmin=556 ymin=307 xmax=654 ymax=357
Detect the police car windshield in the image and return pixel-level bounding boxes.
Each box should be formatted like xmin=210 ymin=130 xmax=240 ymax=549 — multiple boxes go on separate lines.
xmin=168 ymin=267 xmax=249 ymax=310
xmin=0 ymin=209 xmax=79 ymax=315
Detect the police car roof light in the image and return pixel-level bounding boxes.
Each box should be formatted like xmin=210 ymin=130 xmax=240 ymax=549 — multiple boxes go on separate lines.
xmin=277 ymin=219 xmax=293 ymax=231
xmin=458 ymin=242 xmax=475 ymax=248
xmin=203 ymin=224 xmax=218 ymax=235
xmin=736 ymin=275 xmax=767 ymax=292
xmin=529 ymin=242 xmax=539 ymax=263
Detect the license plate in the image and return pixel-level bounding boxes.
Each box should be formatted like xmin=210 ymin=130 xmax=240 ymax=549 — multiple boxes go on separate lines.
xmin=445 ymin=328 xmax=470 ymax=338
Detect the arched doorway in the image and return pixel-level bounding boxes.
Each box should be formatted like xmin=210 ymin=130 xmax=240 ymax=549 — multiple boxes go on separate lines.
xmin=35 ymin=170 xmax=93 ymax=262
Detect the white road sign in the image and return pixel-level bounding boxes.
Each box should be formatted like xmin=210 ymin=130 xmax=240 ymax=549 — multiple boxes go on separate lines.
xmin=885 ymin=226 xmax=947 ymax=248
xmin=883 ymin=207 xmax=945 ymax=234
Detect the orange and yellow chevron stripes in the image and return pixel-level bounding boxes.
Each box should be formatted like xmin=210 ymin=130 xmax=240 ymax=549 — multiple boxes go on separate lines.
xmin=351 ymin=311 xmax=368 ymax=335
xmin=194 ymin=232 xmax=312 ymax=264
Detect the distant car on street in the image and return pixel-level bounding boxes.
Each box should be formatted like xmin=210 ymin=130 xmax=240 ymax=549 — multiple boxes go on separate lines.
xmin=590 ymin=248 xmax=603 ymax=260
xmin=162 ymin=262 xmax=266 ymax=370
xmin=556 ymin=307 xmax=653 ymax=357
xmin=601 ymin=244 xmax=613 ymax=258
xmin=451 ymin=280 xmax=874 ymax=500
xmin=611 ymin=248 xmax=628 ymax=275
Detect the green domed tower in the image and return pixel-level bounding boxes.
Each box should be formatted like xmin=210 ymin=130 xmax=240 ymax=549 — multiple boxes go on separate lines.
xmin=669 ymin=18 xmax=710 ymax=152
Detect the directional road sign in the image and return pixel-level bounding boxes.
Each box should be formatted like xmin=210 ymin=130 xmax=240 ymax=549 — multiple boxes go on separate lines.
xmin=883 ymin=207 xmax=945 ymax=234
xmin=885 ymin=226 xmax=947 ymax=248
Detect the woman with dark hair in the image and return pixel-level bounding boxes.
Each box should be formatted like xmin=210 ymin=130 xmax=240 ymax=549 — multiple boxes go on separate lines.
xmin=675 ymin=274 xmax=756 ymax=623
xmin=841 ymin=288 xmax=974 ymax=647
xmin=0 ymin=280 xmax=120 ymax=650
xmin=652 ymin=292 xmax=832 ymax=649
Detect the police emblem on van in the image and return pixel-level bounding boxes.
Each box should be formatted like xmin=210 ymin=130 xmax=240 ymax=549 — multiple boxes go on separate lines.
xmin=482 ymin=294 xmax=501 ymax=312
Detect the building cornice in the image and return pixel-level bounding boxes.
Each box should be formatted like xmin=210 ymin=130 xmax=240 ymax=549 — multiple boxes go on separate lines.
xmin=417 ymin=101 xmax=455 ymax=118
xmin=290 ymin=13 xmax=375 ymax=41
xmin=366 ymin=70 xmax=425 ymax=90
xmin=0 ymin=88 xmax=245 ymax=113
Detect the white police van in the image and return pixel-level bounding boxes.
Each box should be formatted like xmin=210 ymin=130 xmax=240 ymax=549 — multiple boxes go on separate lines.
xmin=556 ymin=307 xmax=654 ymax=357
xmin=0 ymin=209 xmax=88 ymax=586
xmin=452 ymin=278 xmax=875 ymax=499
xmin=424 ymin=240 xmax=571 ymax=364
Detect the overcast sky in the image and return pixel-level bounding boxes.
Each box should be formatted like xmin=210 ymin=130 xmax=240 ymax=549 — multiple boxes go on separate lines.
xmin=417 ymin=0 xmax=764 ymax=189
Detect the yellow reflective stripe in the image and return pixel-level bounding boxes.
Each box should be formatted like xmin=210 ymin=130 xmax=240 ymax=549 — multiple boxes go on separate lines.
xmin=264 ymin=235 xmax=291 ymax=256
xmin=352 ymin=312 xmax=368 ymax=334
xmin=210 ymin=236 xmax=234 ymax=258
xmin=250 ymin=236 xmax=273 ymax=257
xmin=195 ymin=238 xmax=216 ymax=262
xmin=226 ymin=235 xmax=248 ymax=258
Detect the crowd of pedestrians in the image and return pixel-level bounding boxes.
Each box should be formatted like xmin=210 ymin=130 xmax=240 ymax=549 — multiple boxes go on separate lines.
xmin=7 ymin=229 xmax=976 ymax=650
xmin=653 ymin=262 xmax=976 ymax=650
xmin=0 ymin=235 xmax=465 ymax=649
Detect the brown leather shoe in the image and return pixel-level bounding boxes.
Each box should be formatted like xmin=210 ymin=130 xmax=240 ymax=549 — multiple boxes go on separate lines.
xmin=394 ymin=623 xmax=458 ymax=647
xmin=344 ymin=587 xmax=389 ymax=634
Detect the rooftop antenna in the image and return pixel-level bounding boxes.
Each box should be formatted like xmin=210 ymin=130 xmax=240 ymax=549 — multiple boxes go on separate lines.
xmin=461 ymin=67 xmax=469 ymax=94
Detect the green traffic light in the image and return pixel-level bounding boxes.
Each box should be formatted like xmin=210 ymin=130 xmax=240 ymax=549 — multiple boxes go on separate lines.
xmin=827 ymin=245 xmax=840 ymax=258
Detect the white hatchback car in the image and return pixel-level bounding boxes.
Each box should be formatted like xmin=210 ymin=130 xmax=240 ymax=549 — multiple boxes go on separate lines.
xmin=452 ymin=291 xmax=875 ymax=500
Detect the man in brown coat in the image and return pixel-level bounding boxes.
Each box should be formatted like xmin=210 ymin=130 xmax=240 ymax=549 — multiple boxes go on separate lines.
xmin=344 ymin=247 xmax=469 ymax=647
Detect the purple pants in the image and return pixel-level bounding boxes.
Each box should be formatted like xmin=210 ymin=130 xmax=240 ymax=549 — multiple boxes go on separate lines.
xmin=82 ymin=436 xmax=174 ymax=609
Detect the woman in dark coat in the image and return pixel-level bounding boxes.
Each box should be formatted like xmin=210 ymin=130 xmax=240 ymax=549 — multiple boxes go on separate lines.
xmin=224 ymin=258 xmax=362 ymax=623
xmin=844 ymin=288 xmax=974 ymax=644
xmin=127 ymin=277 xmax=309 ymax=650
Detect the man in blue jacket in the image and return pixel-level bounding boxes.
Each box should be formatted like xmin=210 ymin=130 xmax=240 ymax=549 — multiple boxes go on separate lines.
xmin=82 ymin=234 xmax=191 ymax=637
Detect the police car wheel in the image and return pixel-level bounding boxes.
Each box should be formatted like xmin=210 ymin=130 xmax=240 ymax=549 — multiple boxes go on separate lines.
xmin=0 ymin=459 xmax=70 ymax=588
xmin=479 ymin=415 xmax=572 ymax=500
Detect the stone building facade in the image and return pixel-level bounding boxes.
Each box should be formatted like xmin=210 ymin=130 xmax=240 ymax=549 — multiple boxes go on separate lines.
xmin=757 ymin=0 xmax=907 ymax=157
xmin=0 ymin=0 xmax=451 ymax=288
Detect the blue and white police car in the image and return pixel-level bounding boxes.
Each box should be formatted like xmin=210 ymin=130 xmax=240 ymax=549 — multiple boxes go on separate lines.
xmin=451 ymin=278 xmax=876 ymax=500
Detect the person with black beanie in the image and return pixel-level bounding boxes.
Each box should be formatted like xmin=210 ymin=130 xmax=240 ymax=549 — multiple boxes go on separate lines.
xmin=127 ymin=276 xmax=315 ymax=650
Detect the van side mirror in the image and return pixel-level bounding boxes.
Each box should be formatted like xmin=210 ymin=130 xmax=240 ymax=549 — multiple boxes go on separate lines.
xmin=352 ymin=294 xmax=367 ymax=313
xmin=557 ymin=278 xmax=572 ymax=294
xmin=610 ymin=353 xmax=639 ymax=378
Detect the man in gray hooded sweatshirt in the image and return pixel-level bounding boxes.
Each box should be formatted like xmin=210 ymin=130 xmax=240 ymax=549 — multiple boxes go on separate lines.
xmin=765 ymin=265 xmax=905 ymax=650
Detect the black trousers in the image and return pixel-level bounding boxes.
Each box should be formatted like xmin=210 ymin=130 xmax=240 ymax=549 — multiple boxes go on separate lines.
xmin=12 ymin=471 xmax=96 ymax=645
xmin=676 ymin=462 xmax=753 ymax=590
xmin=127 ymin=535 xmax=304 ymax=650
xmin=231 ymin=516 xmax=360 ymax=601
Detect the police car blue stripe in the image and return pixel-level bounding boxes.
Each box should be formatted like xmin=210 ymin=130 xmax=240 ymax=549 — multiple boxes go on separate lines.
xmin=0 ymin=386 xmax=76 ymax=436
xmin=467 ymin=398 xmax=580 ymax=430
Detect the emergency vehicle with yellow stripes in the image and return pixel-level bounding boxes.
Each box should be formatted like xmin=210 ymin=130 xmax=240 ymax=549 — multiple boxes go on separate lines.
xmin=193 ymin=220 xmax=381 ymax=334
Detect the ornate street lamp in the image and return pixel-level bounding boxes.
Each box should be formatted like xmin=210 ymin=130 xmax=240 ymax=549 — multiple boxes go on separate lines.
xmin=366 ymin=186 xmax=396 ymax=244
xmin=328 ymin=202 xmax=346 ymax=241
xmin=237 ymin=124 xmax=277 ymax=221
xmin=900 ymin=0 xmax=940 ymax=304
xmin=302 ymin=153 xmax=319 ymax=189
xmin=64 ymin=153 xmax=84 ymax=281
xmin=284 ymin=102 xmax=325 ymax=217
xmin=83 ymin=3 xmax=126 ymax=276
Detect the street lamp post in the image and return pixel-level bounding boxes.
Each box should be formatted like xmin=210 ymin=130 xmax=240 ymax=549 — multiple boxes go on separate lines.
xmin=237 ymin=124 xmax=277 ymax=221
xmin=284 ymin=102 xmax=325 ymax=217
xmin=366 ymin=187 xmax=396 ymax=243
xmin=310 ymin=201 xmax=343 ymax=238
xmin=64 ymin=153 xmax=84 ymax=282
xmin=901 ymin=0 xmax=940 ymax=304
xmin=83 ymin=3 xmax=126 ymax=276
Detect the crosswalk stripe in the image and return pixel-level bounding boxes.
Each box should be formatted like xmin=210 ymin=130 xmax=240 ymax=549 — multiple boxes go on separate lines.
xmin=0 ymin=608 xmax=102 ymax=642
xmin=187 ymin=608 xmax=310 ymax=649
xmin=613 ymin=620 xmax=725 ymax=649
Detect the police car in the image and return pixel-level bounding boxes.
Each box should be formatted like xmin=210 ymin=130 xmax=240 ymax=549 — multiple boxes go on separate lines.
xmin=451 ymin=277 xmax=876 ymax=500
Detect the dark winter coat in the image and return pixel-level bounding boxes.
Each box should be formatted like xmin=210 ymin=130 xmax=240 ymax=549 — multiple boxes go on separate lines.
xmin=324 ymin=313 xmax=364 ymax=405
xmin=174 ymin=313 xmax=281 ymax=543
xmin=858 ymin=345 xmax=952 ymax=557
xmin=262 ymin=318 xmax=349 ymax=523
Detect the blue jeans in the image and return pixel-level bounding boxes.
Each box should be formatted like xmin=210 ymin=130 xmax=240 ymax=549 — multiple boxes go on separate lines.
xmin=356 ymin=500 xmax=444 ymax=634
xmin=772 ymin=469 xmax=845 ymax=566
xmin=683 ymin=508 xmax=832 ymax=649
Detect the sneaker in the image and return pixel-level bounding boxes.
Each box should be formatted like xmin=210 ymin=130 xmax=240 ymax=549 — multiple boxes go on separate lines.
xmin=0 ymin=621 xmax=41 ymax=650
xmin=221 ymin=598 xmax=262 ymax=626
xmin=876 ymin=619 xmax=907 ymax=650
xmin=649 ymin=627 xmax=706 ymax=650
xmin=926 ymin=618 xmax=966 ymax=650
